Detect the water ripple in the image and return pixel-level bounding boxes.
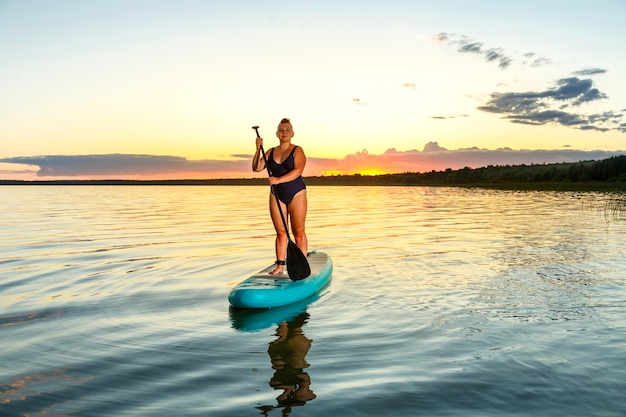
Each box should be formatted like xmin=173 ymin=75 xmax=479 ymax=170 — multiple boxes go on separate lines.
xmin=1 ymin=186 xmax=625 ymax=416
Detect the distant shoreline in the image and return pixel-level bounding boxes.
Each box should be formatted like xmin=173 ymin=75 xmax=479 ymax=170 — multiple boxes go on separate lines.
xmin=2 ymin=156 xmax=626 ymax=192
xmin=2 ymin=178 xmax=626 ymax=192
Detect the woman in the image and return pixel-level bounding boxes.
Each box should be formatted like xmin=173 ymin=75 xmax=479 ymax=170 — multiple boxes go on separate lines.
xmin=252 ymin=118 xmax=308 ymax=275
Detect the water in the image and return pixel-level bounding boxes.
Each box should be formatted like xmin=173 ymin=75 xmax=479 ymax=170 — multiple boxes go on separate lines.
xmin=1 ymin=185 xmax=625 ymax=417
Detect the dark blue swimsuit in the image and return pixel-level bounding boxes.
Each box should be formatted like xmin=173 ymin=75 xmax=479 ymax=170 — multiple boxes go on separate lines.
xmin=268 ymin=146 xmax=306 ymax=205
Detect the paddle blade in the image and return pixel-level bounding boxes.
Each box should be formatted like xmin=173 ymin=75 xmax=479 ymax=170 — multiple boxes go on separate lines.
xmin=286 ymin=240 xmax=311 ymax=281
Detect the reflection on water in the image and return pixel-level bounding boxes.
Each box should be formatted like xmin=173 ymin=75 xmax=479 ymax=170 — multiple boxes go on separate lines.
xmin=257 ymin=313 xmax=316 ymax=415
xmin=228 ymin=291 xmax=325 ymax=333
xmin=0 ymin=367 xmax=88 ymax=414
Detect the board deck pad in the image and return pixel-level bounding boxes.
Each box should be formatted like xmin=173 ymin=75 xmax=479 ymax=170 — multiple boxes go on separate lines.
xmin=228 ymin=251 xmax=332 ymax=309
xmin=248 ymin=251 xmax=326 ymax=281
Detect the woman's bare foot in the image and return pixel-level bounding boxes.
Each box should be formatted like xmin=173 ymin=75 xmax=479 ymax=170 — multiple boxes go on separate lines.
xmin=270 ymin=260 xmax=285 ymax=275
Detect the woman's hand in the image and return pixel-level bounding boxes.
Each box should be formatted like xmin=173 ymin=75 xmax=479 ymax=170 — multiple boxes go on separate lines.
xmin=252 ymin=138 xmax=264 ymax=171
xmin=268 ymin=176 xmax=280 ymax=185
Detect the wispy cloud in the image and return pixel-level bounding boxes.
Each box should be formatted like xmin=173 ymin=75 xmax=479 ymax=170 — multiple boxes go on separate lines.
xmin=436 ymin=32 xmax=551 ymax=70
xmin=478 ymin=77 xmax=625 ymax=132
xmin=522 ymin=53 xmax=553 ymax=68
xmin=431 ymin=114 xmax=469 ymax=120
xmin=573 ymin=68 xmax=608 ymax=76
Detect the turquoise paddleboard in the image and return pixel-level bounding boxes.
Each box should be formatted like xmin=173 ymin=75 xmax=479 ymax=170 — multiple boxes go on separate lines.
xmin=229 ymin=251 xmax=332 ymax=309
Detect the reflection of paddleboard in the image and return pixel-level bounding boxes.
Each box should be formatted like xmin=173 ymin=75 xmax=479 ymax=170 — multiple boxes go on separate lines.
xmin=228 ymin=252 xmax=332 ymax=309
xmin=229 ymin=292 xmax=324 ymax=332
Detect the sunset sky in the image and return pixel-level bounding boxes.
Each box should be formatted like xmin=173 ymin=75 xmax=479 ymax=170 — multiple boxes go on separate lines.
xmin=1 ymin=0 xmax=625 ymax=180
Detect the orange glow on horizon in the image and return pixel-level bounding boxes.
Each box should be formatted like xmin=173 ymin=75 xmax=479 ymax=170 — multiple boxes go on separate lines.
xmin=321 ymin=170 xmax=346 ymax=176
xmin=320 ymin=168 xmax=389 ymax=177
xmin=355 ymin=169 xmax=388 ymax=176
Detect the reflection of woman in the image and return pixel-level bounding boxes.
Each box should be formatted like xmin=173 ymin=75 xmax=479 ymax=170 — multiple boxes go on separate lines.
xmin=267 ymin=313 xmax=316 ymax=407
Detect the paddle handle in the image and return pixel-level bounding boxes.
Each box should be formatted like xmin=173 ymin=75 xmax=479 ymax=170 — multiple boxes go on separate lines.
xmin=253 ymin=125 xmax=273 ymax=175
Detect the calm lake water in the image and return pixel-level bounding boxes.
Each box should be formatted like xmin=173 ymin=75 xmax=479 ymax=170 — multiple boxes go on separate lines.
xmin=1 ymin=185 xmax=625 ymax=417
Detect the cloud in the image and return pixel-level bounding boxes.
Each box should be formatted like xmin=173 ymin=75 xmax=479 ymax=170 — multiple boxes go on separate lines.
xmin=423 ymin=141 xmax=447 ymax=152
xmin=573 ymin=68 xmax=607 ymax=76
xmin=478 ymin=77 xmax=625 ymax=132
xmin=437 ymin=32 xmax=549 ymax=70
xmin=0 ymin=154 xmax=253 ymax=179
xmin=522 ymin=53 xmax=553 ymax=68
xmin=431 ymin=114 xmax=469 ymax=120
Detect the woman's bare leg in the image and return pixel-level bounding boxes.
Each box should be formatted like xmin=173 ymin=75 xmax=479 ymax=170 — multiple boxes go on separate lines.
xmin=288 ymin=190 xmax=308 ymax=256
xmin=269 ymin=193 xmax=288 ymax=274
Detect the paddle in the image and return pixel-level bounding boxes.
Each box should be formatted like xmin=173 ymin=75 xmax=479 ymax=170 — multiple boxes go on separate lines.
xmin=252 ymin=126 xmax=311 ymax=281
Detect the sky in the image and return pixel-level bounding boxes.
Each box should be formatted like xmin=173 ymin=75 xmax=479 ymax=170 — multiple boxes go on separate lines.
xmin=1 ymin=0 xmax=625 ymax=180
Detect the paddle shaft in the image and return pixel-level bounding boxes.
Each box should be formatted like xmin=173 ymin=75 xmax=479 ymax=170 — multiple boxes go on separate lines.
xmin=253 ymin=126 xmax=292 ymax=241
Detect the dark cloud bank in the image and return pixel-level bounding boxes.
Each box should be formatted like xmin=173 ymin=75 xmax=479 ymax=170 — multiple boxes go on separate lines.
xmin=479 ymin=77 xmax=625 ymax=133
xmin=316 ymin=144 xmax=626 ymax=176
xmin=0 ymin=154 xmax=251 ymax=178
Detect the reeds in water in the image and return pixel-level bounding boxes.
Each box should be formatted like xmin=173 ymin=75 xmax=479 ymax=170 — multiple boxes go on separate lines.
xmin=582 ymin=193 xmax=626 ymax=220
